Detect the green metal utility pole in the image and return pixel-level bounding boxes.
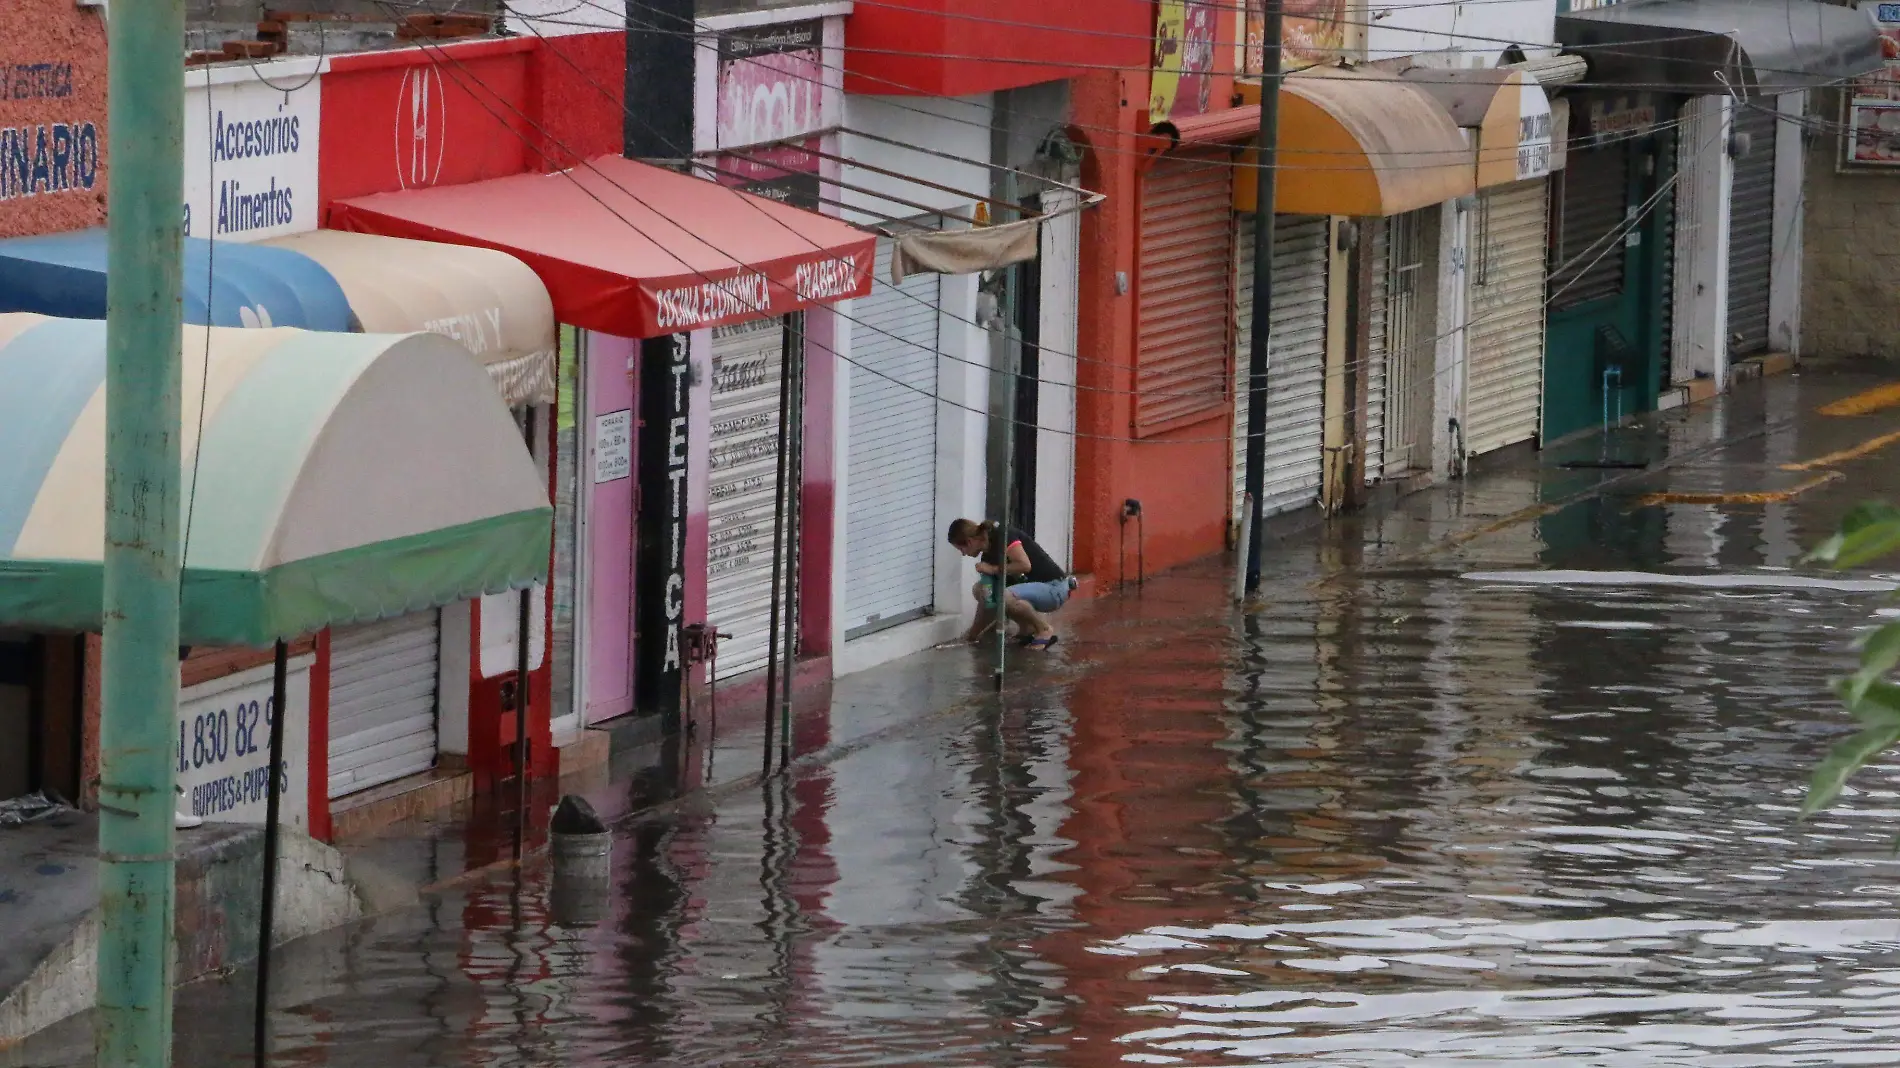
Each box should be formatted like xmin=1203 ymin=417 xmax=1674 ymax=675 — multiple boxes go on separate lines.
xmin=97 ymin=0 xmax=186 ymax=1059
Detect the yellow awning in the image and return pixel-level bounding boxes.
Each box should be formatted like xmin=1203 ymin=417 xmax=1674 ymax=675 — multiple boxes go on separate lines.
xmin=1207 ymin=69 xmax=1476 ymax=217
xmin=1397 ymin=67 xmax=1556 ymax=189
xmin=262 ymin=230 xmax=558 ymax=407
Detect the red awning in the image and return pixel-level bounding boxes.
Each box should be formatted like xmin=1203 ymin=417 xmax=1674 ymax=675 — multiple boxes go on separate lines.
xmin=327 ymin=155 xmax=875 ymax=339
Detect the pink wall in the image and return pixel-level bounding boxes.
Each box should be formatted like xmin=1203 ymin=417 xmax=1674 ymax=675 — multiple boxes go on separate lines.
xmin=799 ymin=309 xmax=837 ymax=658
xmin=586 ymin=331 xmax=637 ymax=723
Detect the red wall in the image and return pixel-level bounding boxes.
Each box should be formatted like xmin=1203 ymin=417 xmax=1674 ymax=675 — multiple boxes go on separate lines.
xmin=1072 ymin=67 xmax=1234 ymax=588
xmin=318 ymin=33 xmax=625 ymax=217
xmin=844 ymin=0 xmax=1151 ymax=97
xmin=0 ymin=0 xmax=109 ymax=238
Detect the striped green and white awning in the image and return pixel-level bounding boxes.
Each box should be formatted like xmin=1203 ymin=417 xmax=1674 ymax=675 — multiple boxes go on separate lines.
xmin=0 ymin=314 xmax=552 ymax=646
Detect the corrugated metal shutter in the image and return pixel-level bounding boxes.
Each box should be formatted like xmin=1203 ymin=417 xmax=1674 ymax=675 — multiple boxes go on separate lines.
xmin=1728 ymin=99 xmax=1778 ymax=357
xmin=1551 ymin=141 xmax=1629 ymax=310
xmin=1137 ymin=152 xmax=1235 ymax=434
xmin=708 ymin=316 xmax=791 ymax=680
xmin=844 ymin=236 xmax=940 ymax=639
xmin=1465 ymin=178 xmax=1549 ymax=456
xmin=1363 ymin=219 xmax=1389 ymax=483
xmin=1233 ymin=215 xmax=1329 ymax=517
xmin=328 ymin=610 xmax=439 ymax=798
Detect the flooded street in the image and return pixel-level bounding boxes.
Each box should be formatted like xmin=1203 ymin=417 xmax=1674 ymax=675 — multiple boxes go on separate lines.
xmin=20 ymin=373 xmax=1900 ymax=1067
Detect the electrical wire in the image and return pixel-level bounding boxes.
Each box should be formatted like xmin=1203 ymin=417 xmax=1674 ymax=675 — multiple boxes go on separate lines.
xmin=518 ymin=4 xmax=1702 ymax=409
xmin=356 ymin=11 xmax=1740 ymax=449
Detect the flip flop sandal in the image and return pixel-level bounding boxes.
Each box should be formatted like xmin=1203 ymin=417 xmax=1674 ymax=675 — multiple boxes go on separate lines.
xmin=1015 ymin=633 xmax=1040 ymax=647
xmin=1024 ymin=635 xmax=1060 ymax=650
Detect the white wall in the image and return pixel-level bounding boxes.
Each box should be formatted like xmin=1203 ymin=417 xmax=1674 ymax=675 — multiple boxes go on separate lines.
xmin=1434 ymin=200 xmax=1469 ymax=476
xmin=1673 ymin=95 xmax=1734 ymax=387
xmin=839 ymin=94 xmax=995 ymax=225
xmin=1365 ymin=0 xmax=1554 ymax=67
xmin=1769 ymin=92 xmax=1806 ymax=356
xmin=1035 ymin=192 xmax=1081 ymax=571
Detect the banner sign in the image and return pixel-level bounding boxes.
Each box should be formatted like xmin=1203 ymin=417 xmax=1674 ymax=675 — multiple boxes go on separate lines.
xmin=184 ymin=68 xmax=321 ymax=242
xmin=1848 ymin=2 xmax=1900 ymax=166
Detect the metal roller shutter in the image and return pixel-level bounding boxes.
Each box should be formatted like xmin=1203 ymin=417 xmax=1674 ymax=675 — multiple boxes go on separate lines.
xmin=328 ymin=610 xmax=439 ymax=797
xmin=1382 ymin=208 xmax=1436 ymax=475
xmin=1363 ymin=219 xmax=1389 ymax=483
xmin=845 ymin=235 xmax=941 ymax=639
xmin=1137 ymin=152 xmax=1235 ymax=434
xmin=708 ymin=316 xmax=791 ymax=679
xmin=1233 ymin=215 xmax=1329 ymax=517
xmin=1465 ymin=178 xmax=1549 ymax=456
xmin=1728 ymin=100 xmax=1778 ymax=357
xmin=1551 ymin=142 xmax=1629 ymax=310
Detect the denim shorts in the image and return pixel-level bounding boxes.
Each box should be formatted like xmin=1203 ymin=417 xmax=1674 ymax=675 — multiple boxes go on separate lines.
xmin=1002 ymin=578 xmax=1072 ymax=613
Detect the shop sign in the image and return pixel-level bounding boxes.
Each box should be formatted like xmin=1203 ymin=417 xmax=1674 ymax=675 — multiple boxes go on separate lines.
xmin=593 ymin=408 xmax=632 ymax=483
xmin=176 ymin=656 xmax=313 ymax=827
xmin=183 ymin=68 xmax=320 ymax=242
xmin=709 ymin=137 xmax=821 ymax=211
xmin=634 ymin=333 xmax=691 ymax=716
xmin=1847 ymin=2 xmax=1900 ymax=166
xmin=1150 ymin=0 xmax=1220 ymax=119
xmin=1586 ymin=97 xmax=1657 ymax=144
xmin=1517 ymin=88 xmax=1554 ymax=181
xmin=0 ymin=3 xmax=110 ymax=239
xmin=717 ymin=21 xmax=824 ymax=149
xmin=1241 ymin=0 xmax=1345 ymax=74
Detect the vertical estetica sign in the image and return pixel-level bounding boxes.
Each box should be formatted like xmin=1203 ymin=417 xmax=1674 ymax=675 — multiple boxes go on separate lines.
xmin=635 ymin=332 xmax=690 ymax=722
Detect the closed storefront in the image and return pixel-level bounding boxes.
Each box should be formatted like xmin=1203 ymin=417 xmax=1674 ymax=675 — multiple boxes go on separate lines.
xmin=1372 ymin=207 xmax=1439 ymax=476
xmin=1465 ymin=179 xmax=1550 ymax=456
xmin=708 ymin=316 xmax=795 ymax=680
xmin=1137 ymin=152 xmax=1236 ymax=434
xmin=1727 ymin=98 xmax=1778 ymax=358
xmin=844 ymin=235 xmax=942 ymax=639
xmin=1363 ymin=220 xmax=1390 ymax=483
xmin=1232 ymin=214 xmax=1329 ymax=518
xmin=328 ymin=610 xmax=441 ymax=798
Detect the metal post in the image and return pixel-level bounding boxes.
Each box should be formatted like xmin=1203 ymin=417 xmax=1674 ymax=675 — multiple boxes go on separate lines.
xmin=993 ymin=328 xmax=1017 ymax=693
xmin=253 ymin=641 xmax=289 ymax=1068
xmin=514 ymin=407 xmax=538 ymax=860
xmin=761 ymin=320 xmax=796 ymax=776
xmin=98 ymin=0 xmax=186 ymax=1057
xmin=778 ymin=327 xmax=804 ymax=770
xmin=1242 ymin=0 xmax=1288 ymax=596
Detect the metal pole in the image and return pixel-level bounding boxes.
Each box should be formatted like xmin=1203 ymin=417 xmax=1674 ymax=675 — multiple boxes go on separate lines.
xmin=253 ymin=641 xmax=289 ymax=1068
xmin=778 ymin=328 xmax=804 ymax=770
xmin=514 ymin=407 xmax=538 ymax=861
xmin=761 ymin=320 xmax=796 ymax=776
xmin=993 ymin=327 xmax=1017 ymax=693
xmin=1242 ymin=0 xmax=1288 ymax=596
xmin=98 ymin=0 xmax=186 ymax=1057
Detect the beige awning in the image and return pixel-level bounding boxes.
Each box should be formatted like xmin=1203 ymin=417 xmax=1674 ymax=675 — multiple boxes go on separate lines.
xmin=262 ymin=230 xmax=558 ymax=407
xmin=1198 ymin=69 xmax=1475 ymax=217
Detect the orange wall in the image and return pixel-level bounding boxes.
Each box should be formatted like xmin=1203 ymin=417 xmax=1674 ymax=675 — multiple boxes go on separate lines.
xmin=1072 ymin=68 xmax=1236 ymax=588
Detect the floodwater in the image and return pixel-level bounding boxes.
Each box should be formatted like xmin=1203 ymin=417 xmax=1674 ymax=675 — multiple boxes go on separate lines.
xmin=22 ymin=374 xmax=1900 ymax=1067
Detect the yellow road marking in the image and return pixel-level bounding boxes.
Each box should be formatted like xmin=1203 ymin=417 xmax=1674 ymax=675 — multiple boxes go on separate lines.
xmin=1819 ymin=382 xmax=1900 ymax=417
xmin=1781 ymin=428 xmax=1900 ymax=472
xmin=1634 ymin=470 xmax=1842 ymax=507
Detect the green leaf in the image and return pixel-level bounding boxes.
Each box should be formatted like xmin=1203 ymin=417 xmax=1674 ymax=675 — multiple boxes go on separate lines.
xmin=1809 ymin=501 xmax=1900 ymax=566
xmin=1831 ymin=517 xmax=1900 ymax=569
xmin=1846 ymin=623 xmax=1900 ymax=709
xmin=1844 ymin=678 xmax=1900 ymax=726
xmin=1802 ymin=720 xmax=1900 ymax=818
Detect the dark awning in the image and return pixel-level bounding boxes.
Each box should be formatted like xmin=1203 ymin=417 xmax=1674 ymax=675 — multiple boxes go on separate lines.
xmin=1557 ymin=0 xmax=1881 ymax=97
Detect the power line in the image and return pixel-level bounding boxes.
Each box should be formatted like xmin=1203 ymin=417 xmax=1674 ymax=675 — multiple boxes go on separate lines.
xmin=359 ymin=13 xmax=1738 ymax=452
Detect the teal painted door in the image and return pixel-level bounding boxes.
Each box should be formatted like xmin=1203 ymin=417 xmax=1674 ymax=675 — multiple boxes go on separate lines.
xmin=1542 ymin=129 xmax=1676 ymax=443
